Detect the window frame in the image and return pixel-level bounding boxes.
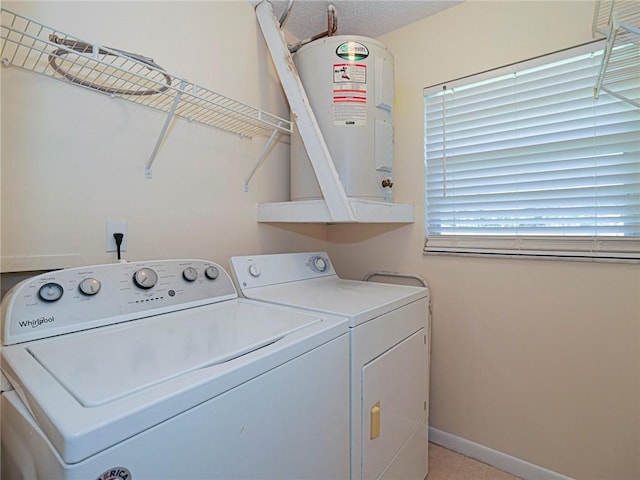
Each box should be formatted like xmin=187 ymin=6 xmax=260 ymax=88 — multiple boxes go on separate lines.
xmin=422 ymin=41 xmax=640 ymax=262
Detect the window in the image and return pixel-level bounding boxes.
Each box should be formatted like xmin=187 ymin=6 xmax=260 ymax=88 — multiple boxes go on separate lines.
xmin=423 ymin=43 xmax=640 ymax=260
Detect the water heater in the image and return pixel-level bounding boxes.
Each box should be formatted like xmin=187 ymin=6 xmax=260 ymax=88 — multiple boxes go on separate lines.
xmin=291 ymin=35 xmax=395 ymax=202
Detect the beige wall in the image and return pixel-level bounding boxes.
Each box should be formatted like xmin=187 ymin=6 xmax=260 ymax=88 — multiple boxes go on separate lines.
xmin=327 ymin=2 xmax=640 ymax=480
xmin=1 ymin=1 xmax=327 ymax=278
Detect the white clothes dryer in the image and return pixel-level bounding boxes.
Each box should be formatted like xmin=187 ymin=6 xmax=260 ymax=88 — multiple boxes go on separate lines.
xmin=1 ymin=259 xmax=349 ymax=480
xmin=230 ymin=252 xmax=430 ymax=480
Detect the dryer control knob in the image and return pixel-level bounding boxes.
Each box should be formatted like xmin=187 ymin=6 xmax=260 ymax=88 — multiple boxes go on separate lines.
xmin=204 ymin=266 xmax=219 ymax=280
xmin=312 ymin=256 xmax=328 ymax=273
xmin=79 ymin=277 xmax=101 ymax=296
xmin=248 ymin=264 xmax=261 ymax=277
xmin=133 ymin=267 xmax=158 ymax=289
xmin=38 ymin=282 xmax=64 ymax=302
xmin=183 ymin=267 xmax=198 ymax=282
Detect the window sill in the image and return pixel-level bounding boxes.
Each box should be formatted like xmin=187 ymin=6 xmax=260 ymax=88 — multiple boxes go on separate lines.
xmin=423 ymin=235 xmax=640 ymax=263
xmin=423 ymin=250 xmax=640 ymax=264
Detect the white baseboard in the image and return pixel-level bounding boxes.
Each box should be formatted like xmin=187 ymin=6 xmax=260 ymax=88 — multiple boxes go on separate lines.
xmin=428 ymin=427 xmax=575 ymax=480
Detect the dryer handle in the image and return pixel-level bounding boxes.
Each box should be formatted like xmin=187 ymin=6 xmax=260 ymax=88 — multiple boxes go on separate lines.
xmin=362 ymin=271 xmax=427 ymax=287
xmin=370 ymin=401 xmax=381 ymax=440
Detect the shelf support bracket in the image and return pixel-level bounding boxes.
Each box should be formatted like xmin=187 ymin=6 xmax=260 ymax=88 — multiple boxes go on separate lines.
xmin=244 ymin=127 xmax=281 ymax=192
xmin=593 ymin=2 xmax=640 ymax=108
xmin=594 ymin=14 xmax=618 ymax=100
xmin=145 ymin=80 xmax=187 ymax=179
xmin=255 ymin=0 xmax=355 ymax=222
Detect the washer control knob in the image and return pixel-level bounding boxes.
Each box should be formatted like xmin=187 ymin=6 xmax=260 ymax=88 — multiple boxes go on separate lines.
xmin=133 ymin=267 xmax=158 ymax=289
xmin=312 ymin=256 xmax=328 ymax=273
xmin=182 ymin=267 xmax=198 ymax=282
xmin=38 ymin=282 xmax=64 ymax=302
xmin=79 ymin=277 xmax=101 ymax=296
xmin=248 ymin=264 xmax=261 ymax=277
xmin=204 ymin=266 xmax=219 ymax=280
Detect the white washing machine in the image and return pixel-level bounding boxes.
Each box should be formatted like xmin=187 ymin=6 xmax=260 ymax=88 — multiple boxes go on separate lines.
xmin=0 ymin=259 xmax=349 ymax=480
xmin=230 ymin=252 xmax=430 ymax=480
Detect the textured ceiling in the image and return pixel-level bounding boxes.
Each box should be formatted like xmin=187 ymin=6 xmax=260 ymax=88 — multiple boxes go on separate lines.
xmin=267 ymin=0 xmax=463 ymax=39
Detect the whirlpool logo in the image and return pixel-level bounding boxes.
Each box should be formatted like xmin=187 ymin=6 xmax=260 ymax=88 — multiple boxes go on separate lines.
xmin=18 ymin=316 xmax=54 ymax=329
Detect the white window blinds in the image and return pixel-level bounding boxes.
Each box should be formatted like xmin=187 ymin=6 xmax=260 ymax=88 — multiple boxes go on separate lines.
xmin=423 ymin=44 xmax=640 ymax=259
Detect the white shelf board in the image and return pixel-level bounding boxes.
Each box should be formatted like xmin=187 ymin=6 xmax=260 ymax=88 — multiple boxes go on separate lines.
xmin=257 ymin=199 xmax=414 ymax=224
xmin=1 ymin=254 xmax=82 ymax=273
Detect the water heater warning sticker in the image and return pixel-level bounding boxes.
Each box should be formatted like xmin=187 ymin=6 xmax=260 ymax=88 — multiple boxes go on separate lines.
xmin=334 ymin=63 xmax=366 ymax=83
xmin=333 ymin=63 xmax=367 ymax=126
xmin=333 ymin=84 xmax=367 ymax=125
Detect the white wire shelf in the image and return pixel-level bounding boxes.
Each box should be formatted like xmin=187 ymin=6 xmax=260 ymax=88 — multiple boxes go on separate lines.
xmin=0 ymin=8 xmax=292 ymax=177
xmin=592 ymin=0 xmax=640 ymax=108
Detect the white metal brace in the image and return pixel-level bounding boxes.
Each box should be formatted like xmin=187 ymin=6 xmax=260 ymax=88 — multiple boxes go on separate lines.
xmin=255 ymin=0 xmax=356 ymax=222
xmin=145 ymin=80 xmax=187 ymax=179
xmin=244 ymin=127 xmax=281 ymax=191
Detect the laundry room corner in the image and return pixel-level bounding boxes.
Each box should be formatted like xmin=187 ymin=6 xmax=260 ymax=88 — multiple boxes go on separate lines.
xmin=326 ymin=1 xmax=640 ymax=480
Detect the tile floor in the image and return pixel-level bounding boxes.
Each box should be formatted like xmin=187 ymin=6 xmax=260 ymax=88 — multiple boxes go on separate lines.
xmin=427 ymin=442 xmax=523 ymax=480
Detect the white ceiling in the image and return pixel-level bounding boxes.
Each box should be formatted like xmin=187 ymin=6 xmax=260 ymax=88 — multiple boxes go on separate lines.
xmin=268 ymin=0 xmax=463 ymax=39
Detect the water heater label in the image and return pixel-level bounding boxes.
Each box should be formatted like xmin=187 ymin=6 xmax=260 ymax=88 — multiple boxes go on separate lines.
xmin=336 ymin=42 xmax=369 ymax=61
xmin=333 ymin=64 xmax=367 ymax=126
xmin=333 ymin=63 xmax=366 ymax=84
xmin=333 ymin=84 xmax=367 ymax=126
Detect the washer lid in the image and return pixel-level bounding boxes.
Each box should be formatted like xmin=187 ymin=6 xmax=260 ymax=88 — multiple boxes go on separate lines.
xmin=242 ymin=277 xmax=427 ymax=326
xmin=1 ymin=299 xmax=347 ymax=464
xmin=27 ymin=301 xmax=318 ymax=407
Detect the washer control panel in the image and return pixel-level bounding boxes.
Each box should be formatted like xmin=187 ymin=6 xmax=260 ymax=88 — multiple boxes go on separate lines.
xmin=230 ymin=252 xmax=335 ymax=290
xmin=2 ymin=259 xmax=237 ymax=345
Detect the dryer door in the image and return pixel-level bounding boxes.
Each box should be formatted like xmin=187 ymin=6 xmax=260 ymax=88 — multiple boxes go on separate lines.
xmin=361 ymin=328 xmax=427 ymax=479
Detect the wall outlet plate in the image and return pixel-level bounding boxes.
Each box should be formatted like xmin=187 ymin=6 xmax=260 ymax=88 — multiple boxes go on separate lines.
xmin=106 ymin=221 xmax=127 ymax=253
